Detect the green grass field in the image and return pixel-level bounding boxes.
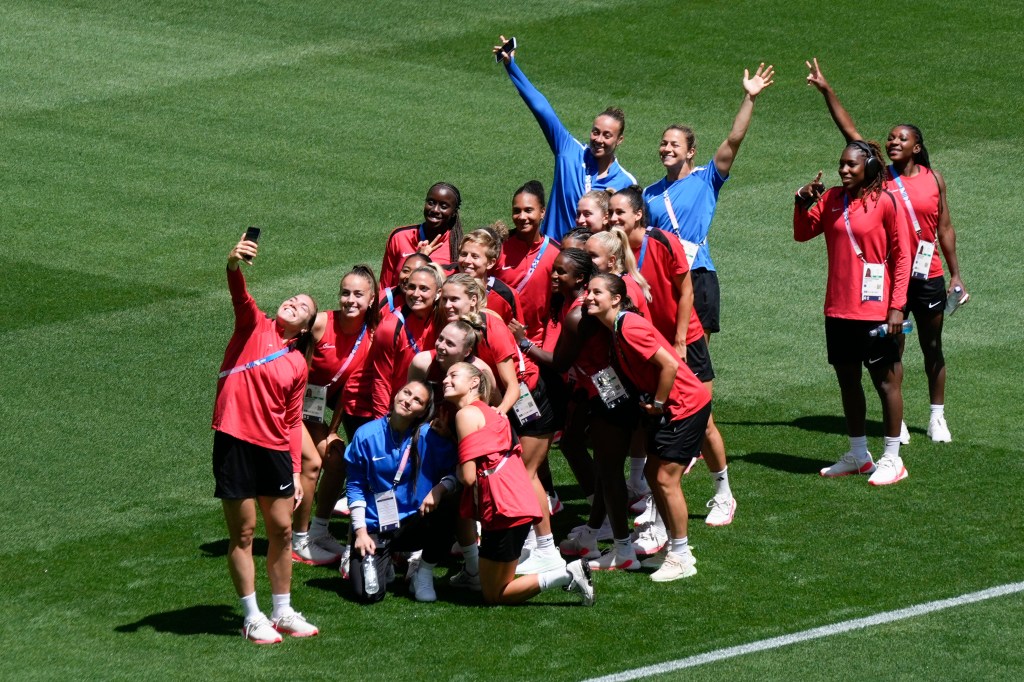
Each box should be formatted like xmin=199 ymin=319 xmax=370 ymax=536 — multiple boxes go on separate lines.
xmin=3 ymin=1 xmax=1023 ymax=679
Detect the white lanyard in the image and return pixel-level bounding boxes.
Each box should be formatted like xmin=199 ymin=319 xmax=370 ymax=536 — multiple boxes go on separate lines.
xmin=218 ymin=346 xmax=289 ymax=379
xmin=324 ymin=324 xmax=367 ymax=388
xmin=888 ymin=166 xmax=923 ymax=238
xmin=514 ymin=237 xmax=550 ymax=293
xmin=392 ymin=309 xmax=422 ymax=354
xmin=842 ymin=195 xmax=868 ymax=263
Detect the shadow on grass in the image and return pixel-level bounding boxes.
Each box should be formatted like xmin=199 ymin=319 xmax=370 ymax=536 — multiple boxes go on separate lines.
xmin=718 ymin=414 xmax=897 ymax=438
xmin=734 ymin=451 xmax=832 ymax=474
xmin=115 ymin=604 xmax=238 ymax=637
xmin=304 ymin=574 xmax=577 ymax=608
xmin=200 ymin=538 xmax=268 ymax=558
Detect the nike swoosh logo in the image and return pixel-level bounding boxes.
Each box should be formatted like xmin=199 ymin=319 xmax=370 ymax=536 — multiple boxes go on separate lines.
xmin=371 ymin=456 xmax=388 ymax=461
xmin=831 ymin=208 xmax=843 ymax=213
xmin=929 ymin=301 xmax=942 ymax=309
xmin=279 ymin=483 xmax=292 ymax=490
xmin=321 ymin=344 xmax=335 ymax=349
xmin=401 ymin=252 xmax=417 ymax=257
xmin=501 ymin=265 xmax=514 ymax=270
xmin=867 ymin=356 xmax=884 ymax=365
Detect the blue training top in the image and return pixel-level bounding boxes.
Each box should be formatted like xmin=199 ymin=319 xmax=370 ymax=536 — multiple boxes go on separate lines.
xmin=506 ymin=58 xmax=637 ymax=241
xmin=345 ymin=418 xmax=457 ymax=532
xmin=643 ymin=157 xmax=727 ymax=272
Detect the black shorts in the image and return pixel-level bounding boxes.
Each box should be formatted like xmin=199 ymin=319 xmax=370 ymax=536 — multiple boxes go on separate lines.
xmin=538 ymin=366 xmax=568 ymax=426
xmin=904 ymin=275 xmax=947 ymax=319
xmin=644 ymin=401 xmax=712 ymax=464
xmin=825 ymin=317 xmax=901 ymax=367
xmin=479 ymin=523 xmax=532 ymax=563
xmin=511 ymin=375 xmax=558 ymax=437
xmin=212 ymin=431 xmax=294 ymax=499
xmin=691 ymin=268 xmax=720 ymax=334
xmin=587 ymin=394 xmax=641 ymax=432
xmin=685 ymin=337 xmax=715 ymax=382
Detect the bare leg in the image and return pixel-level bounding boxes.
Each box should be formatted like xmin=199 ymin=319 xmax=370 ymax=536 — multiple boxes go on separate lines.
xmin=293 ymin=423 xmax=322 ymax=533
xmin=520 ymin=433 xmax=554 ymax=537
xmin=222 ymin=498 xmax=258 ymax=597
xmin=833 ymin=363 xmax=867 ymax=437
xmin=646 ymin=458 xmax=687 ymax=540
xmin=915 ymin=309 xmax=946 ymax=405
xmin=480 ymin=558 xmax=541 ymax=604
xmin=258 ymin=496 xmax=294 ymax=596
xmin=868 ymin=361 xmax=904 ymax=439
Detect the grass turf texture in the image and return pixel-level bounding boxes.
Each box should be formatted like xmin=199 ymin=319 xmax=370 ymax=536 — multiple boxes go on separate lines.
xmin=2 ymin=0 xmax=1022 ymax=679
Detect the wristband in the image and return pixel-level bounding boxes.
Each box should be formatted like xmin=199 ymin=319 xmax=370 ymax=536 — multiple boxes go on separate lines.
xmin=350 ymin=504 xmax=367 ymax=531
xmin=439 ymin=475 xmax=457 ymax=494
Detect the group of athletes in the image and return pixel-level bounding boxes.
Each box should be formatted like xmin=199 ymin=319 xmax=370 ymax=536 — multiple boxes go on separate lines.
xmin=209 ymin=42 xmax=967 ymax=644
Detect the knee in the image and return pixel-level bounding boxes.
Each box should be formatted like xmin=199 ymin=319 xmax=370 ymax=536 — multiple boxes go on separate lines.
xmin=231 ymin=525 xmax=256 ymax=550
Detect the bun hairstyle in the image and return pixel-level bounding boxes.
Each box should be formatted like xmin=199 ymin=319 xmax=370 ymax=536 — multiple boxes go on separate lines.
xmin=588 ymin=229 xmax=651 ymax=301
xmin=443 ymin=319 xmax=480 ymax=358
xmin=460 ymin=224 xmax=506 ymax=265
xmin=846 ymin=140 xmax=886 ymax=209
xmin=562 ymin=227 xmax=594 ymax=250
xmin=598 ymin=107 xmax=627 ymax=136
xmin=589 ymin=272 xmax=639 ymax=314
xmin=426 ymin=181 xmax=464 ymax=264
xmin=608 ymin=185 xmax=647 ymax=228
xmin=452 ymin=361 xmax=493 ymax=405
xmin=342 ymin=264 xmax=381 ymax=331
xmin=514 ymin=180 xmax=546 ymax=208
xmin=894 ymin=123 xmax=931 ymax=168
xmin=442 ymin=273 xmax=487 ymax=327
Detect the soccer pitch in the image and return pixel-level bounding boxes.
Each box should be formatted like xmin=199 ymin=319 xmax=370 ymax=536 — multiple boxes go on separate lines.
xmin=3 ymin=1 xmax=1023 ymax=679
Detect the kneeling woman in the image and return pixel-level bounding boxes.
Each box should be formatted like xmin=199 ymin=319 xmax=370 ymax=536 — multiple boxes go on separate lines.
xmin=443 ymin=362 xmax=594 ymax=605
xmin=585 ymin=274 xmax=712 ymax=583
xmin=346 ymin=381 xmax=460 ymax=603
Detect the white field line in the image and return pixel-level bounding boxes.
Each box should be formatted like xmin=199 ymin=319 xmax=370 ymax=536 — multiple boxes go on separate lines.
xmin=582 ymin=581 xmax=1024 ymax=682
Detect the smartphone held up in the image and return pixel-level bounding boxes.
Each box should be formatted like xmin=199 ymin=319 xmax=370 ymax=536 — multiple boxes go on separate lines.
xmin=242 ymin=226 xmax=261 ymax=262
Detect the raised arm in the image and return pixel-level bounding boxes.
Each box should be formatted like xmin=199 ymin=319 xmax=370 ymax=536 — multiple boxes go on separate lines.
xmin=805 ymin=58 xmax=862 ymax=143
xmin=714 ymin=63 xmax=775 ymax=177
xmin=493 ymin=35 xmax=570 ymax=154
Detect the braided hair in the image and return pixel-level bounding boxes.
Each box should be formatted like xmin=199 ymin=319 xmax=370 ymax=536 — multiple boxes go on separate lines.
xmin=846 ymin=140 xmax=886 ymax=211
xmin=426 ymin=181 xmax=463 ymax=264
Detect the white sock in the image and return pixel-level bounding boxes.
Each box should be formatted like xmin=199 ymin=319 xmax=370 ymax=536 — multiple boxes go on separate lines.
xmin=310 ymin=516 xmax=329 ymax=533
xmin=537 ymin=566 xmax=572 ymax=591
xmin=849 ymin=435 xmax=869 ymax=458
xmin=535 ymin=533 xmax=555 ymax=553
xmin=240 ymin=592 xmax=261 ymax=620
xmin=460 ymin=544 xmax=479 ymax=576
xmin=628 ymin=456 xmax=646 ymax=486
xmin=613 ymin=537 xmax=631 ymax=551
xmin=418 ymin=560 xmax=436 ymax=573
xmin=668 ymin=537 xmax=689 ymax=555
xmin=270 ymin=593 xmax=293 ymax=620
xmin=710 ymin=467 xmax=731 ymax=499
xmin=291 ymin=531 xmax=308 ymax=549
xmin=930 ymin=404 xmax=944 ymax=419
xmin=883 ymin=436 xmax=901 ymax=458
xmin=523 ymin=526 xmax=537 ymax=550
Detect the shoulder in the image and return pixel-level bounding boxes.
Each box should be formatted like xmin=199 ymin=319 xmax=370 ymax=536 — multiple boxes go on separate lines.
xmin=386 ymin=225 xmax=420 ymax=243
xmin=643 ymin=178 xmax=667 ymax=197
xmin=312 ymin=311 xmax=330 ymax=339
xmin=455 ymin=404 xmax=486 ymax=435
xmin=645 ymin=227 xmax=674 ymax=250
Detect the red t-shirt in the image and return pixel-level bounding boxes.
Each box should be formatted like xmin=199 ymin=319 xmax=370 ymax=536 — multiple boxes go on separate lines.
xmin=612 ymin=312 xmax=711 ymax=421
xmin=485 ymin=277 xmax=525 ymax=326
xmin=368 ymin=307 xmax=439 ymax=417
xmin=308 ymin=311 xmax=373 ymax=408
xmin=794 ymin=188 xmax=911 ymax=320
xmin=476 ymin=311 xmax=540 ymax=391
xmin=621 ymin=273 xmax=652 ymax=321
xmin=885 ymin=166 xmax=944 ymax=279
xmin=212 ymin=268 xmax=307 ymax=471
xmin=457 ymin=401 xmax=541 ymax=530
xmin=495 ymin=236 xmax=560 ymax=344
xmin=632 ymin=228 xmax=704 ymax=345
xmin=379 ymin=224 xmax=454 ymax=291
xmin=379 ymin=286 xmax=406 ymax=320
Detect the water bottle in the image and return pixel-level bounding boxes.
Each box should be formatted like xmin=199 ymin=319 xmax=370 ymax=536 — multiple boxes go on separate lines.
xmin=868 ymin=320 xmax=914 ymax=337
xmin=363 ymin=553 xmax=378 ymax=594
xmin=945 ymin=285 xmax=969 ymax=316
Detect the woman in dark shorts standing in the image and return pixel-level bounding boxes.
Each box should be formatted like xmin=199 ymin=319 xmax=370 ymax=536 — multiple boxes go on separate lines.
xmin=212 ymin=235 xmax=320 ymax=644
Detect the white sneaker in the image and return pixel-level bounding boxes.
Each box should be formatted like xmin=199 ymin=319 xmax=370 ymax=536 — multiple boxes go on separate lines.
xmin=820 ymin=451 xmax=876 ymax=477
xmin=899 ymin=421 xmax=911 ymax=445
xmin=928 ymin=415 xmax=952 ymax=443
xmin=705 ymin=495 xmax=737 ymax=527
xmin=631 ymin=524 xmax=667 ymax=557
xmin=633 ymin=495 xmax=657 ymax=527
xmin=241 ymin=614 xmax=282 ymax=644
xmin=650 ymin=551 xmax=698 ymax=582
xmin=558 ymin=529 xmax=601 ymax=559
xmin=332 ymin=496 xmax=350 ymax=516
xmin=272 ymin=611 xmax=319 ymax=638
xmin=411 ymin=564 xmax=436 ymax=602
xmin=338 ymin=545 xmax=351 ymax=579
xmin=292 ymin=534 xmax=340 ymax=566
xmin=570 ymin=519 xmax=612 ymax=542
xmin=868 ymin=454 xmax=909 ymax=486
xmin=448 ymin=569 xmax=482 ymax=591
xmin=308 ymin=524 xmax=345 ymax=555
xmin=565 ymin=559 xmax=595 ymax=606
xmin=588 ymin=544 xmax=641 ymax=571
xmin=548 ymin=491 xmax=564 ymax=515
xmin=516 ymin=548 xmax=566 ymax=575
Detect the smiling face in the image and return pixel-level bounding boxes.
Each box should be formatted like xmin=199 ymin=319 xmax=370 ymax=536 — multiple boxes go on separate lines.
xmin=550 ymin=253 xmax=582 ymax=295
xmin=398 ymin=254 xmax=429 ymax=286
xmin=512 ymin=192 xmax=545 ymax=240
xmin=584 ymin=277 xmax=620 ymax=318
xmin=392 ymin=382 xmax=431 ymax=420
xmin=457 ymin=241 xmax=494 ymax=279
xmin=403 ymin=271 xmax=438 ymax=314
xmin=659 ymin=128 xmax=695 ymax=170
xmin=586 ymin=240 xmax=616 ymax=274
xmin=589 ymin=114 xmax=624 ymax=160
xmin=442 ymin=362 xmax=479 ymax=401
xmin=838 ymin=147 xmax=868 ymax=191
xmin=276 ymin=294 xmax=316 ymax=335
xmin=422 ymin=186 xmax=458 ymax=231
xmin=338 ymin=273 xmax=372 ymax=320
xmin=435 ymin=323 xmax=472 ymax=364
xmin=441 ymin=282 xmax=477 ymax=322
xmin=885 ymin=126 xmax=921 ymax=164
xmin=607 ymin=194 xmax=642 ymax=233
xmin=576 ymin=196 xmax=608 ymax=233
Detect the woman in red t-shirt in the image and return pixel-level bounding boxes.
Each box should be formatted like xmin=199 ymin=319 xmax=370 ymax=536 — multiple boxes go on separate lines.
xmin=794 ymin=138 xmax=911 ymax=487
xmin=379 ymin=183 xmax=464 ymax=291
xmin=457 ymin=226 xmax=523 ymax=326
xmin=213 ymin=236 xmax=320 ymax=643
xmin=807 ymin=58 xmax=966 ymax=444
xmin=585 ymin=228 xmax=652 ymax=320
xmin=443 ymin=362 xmax=594 ymax=606
xmin=291 ymin=265 xmax=379 ymax=567
xmin=380 ymin=252 xmax=429 ymax=318
xmin=585 ymin=273 xmax=712 ymax=583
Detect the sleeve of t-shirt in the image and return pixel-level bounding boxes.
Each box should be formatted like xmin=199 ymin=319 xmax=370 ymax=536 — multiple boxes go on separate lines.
xmin=885 ymin=192 xmax=912 ymax=311
xmin=421 ymin=425 xmax=458 ymax=483
xmin=369 ymin=321 xmax=397 ymax=418
xmin=793 ymin=191 xmax=828 ymax=242
xmin=379 ymin=231 xmax=405 ymax=292
xmin=227 ymin=267 xmax=259 ymax=333
xmin=505 ymin=59 xmax=573 ymax=155
xmin=662 ymin=232 xmax=690 ymax=278
xmin=621 ymin=315 xmax=662 ymax=362
xmin=287 ymin=368 xmax=306 ymax=472
xmin=701 ymin=157 xmax=728 ymax=190
xmin=344 ymin=430 xmax=371 ymax=509
xmin=486 ymin=318 xmax=518 ymax=364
